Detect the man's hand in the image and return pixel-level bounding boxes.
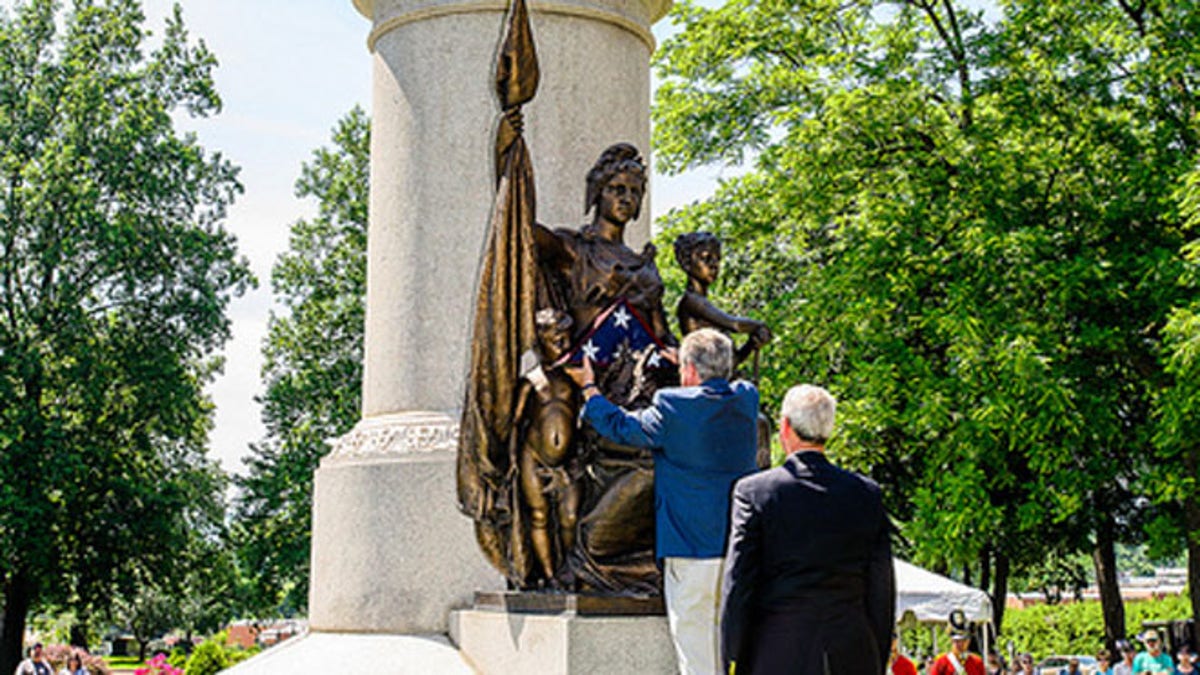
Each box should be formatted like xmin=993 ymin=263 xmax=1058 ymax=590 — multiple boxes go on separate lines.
xmin=566 ymin=355 xmax=596 ymax=395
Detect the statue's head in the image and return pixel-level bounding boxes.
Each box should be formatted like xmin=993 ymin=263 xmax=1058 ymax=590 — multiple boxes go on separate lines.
xmin=674 ymin=231 xmax=721 ymax=284
xmin=535 ymin=308 xmax=574 ymax=362
xmin=585 ymin=143 xmax=646 ymax=221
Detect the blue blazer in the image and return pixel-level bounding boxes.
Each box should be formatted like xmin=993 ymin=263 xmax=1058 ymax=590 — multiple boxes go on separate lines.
xmin=582 ymin=378 xmax=760 ymax=559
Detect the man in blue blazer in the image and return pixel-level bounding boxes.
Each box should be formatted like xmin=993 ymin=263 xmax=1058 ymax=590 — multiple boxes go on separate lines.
xmin=571 ymin=328 xmax=759 ymax=675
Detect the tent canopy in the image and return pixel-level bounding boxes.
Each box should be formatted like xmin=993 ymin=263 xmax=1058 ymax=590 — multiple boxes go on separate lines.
xmin=895 ymin=558 xmax=993 ymax=623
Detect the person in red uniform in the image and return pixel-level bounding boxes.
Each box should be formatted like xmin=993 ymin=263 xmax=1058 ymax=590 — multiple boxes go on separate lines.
xmin=929 ymin=631 xmax=985 ymax=675
xmin=889 ymin=636 xmax=918 ymax=675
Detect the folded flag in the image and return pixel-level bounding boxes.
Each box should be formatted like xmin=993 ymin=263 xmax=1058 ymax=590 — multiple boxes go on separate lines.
xmin=553 ymin=298 xmax=669 ymax=369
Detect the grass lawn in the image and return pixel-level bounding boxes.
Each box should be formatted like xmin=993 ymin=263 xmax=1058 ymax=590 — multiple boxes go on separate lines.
xmin=103 ymin=655 xmax=144 ymax=669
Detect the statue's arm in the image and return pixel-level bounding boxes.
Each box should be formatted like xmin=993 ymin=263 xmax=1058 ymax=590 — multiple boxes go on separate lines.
xmin=678 ymin=291 xmax=764 ymax=336
xmin=533 ymin=223 xmax=573 ymax=264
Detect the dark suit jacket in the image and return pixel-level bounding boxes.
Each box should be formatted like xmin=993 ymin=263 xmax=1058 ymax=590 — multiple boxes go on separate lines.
xmin=720 ymin=450 xmax=894 ymax=675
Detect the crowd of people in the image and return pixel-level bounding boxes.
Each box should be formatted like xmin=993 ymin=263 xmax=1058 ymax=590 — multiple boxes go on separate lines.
xmin=886 ymin=628 xmax=1197 ymax=675
xmin=14 ymin=643 xmax=89 ymax=675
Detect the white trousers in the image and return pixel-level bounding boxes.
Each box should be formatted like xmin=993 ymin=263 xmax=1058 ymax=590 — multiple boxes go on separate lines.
xmin=664 ymin=556 xmax=723 ymax=675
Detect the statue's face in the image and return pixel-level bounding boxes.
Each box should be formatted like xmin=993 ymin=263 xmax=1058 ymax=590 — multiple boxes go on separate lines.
xmin=598 ymin=171 xmax=643 ymax=225
xmin=688 ymin=244 xmax=721 ymax=285
xmin=538 ymin=317 xmax=573 ymax=361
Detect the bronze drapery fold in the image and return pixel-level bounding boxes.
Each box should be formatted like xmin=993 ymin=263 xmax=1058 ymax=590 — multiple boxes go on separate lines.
xmin=457 ymin=0 xmax=541 ymax=578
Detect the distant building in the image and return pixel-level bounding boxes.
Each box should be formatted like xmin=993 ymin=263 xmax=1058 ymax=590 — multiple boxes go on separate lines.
xmin=226 ymin=619 xmax=307 ymax=650
xmin=1005 ymin=567 xmax=1187 ymax=609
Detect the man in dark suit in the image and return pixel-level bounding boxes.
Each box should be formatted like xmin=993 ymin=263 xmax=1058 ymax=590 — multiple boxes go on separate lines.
xmin=573 ymin=328 xmax=760 ymax=675
xmin=720 ymin=384 xmax=894 ymax=675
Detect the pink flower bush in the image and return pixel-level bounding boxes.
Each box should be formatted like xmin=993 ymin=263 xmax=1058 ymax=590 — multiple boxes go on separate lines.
xmin=41 ymin=644 xmax=111 ymax=675
xmin=134 ymin=653 xmax=184 ymax=675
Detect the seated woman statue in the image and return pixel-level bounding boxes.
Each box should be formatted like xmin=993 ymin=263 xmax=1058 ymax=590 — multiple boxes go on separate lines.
xmin=529 ymin=143 xmax=675 ymax=593
xmin=534 ymin=143 xmax=672 ymax=346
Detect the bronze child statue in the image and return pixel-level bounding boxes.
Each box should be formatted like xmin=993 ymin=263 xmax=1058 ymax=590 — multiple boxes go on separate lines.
xmin=674 ymin=231 xmax=772 ymax=364
xmin=513 ymin=308 xmax=582 ymax=585
xmin=674 ymin=231 xmax=775 ymax=468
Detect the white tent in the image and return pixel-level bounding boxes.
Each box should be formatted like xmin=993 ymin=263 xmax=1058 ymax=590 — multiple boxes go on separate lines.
xmin=895 ymin=558 xmax=993 ymax=623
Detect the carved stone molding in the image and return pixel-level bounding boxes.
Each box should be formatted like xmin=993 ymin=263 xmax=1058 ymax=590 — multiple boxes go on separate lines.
xmin=324 ymin=411 xmax=460 ymax=466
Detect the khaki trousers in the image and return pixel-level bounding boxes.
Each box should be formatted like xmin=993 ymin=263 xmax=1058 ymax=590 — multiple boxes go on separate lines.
xmin=664 ymin=556 xmax=723 ymax=675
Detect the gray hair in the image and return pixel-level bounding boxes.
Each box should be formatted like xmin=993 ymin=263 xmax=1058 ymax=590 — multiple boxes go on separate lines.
xmin=781 ymin=384 xmax=836 ymax=442
xmin=679 ymin=328 xmax=733 ymax=382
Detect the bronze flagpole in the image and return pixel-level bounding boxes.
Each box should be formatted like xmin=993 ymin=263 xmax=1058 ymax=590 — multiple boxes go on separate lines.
xmin=456 ymin=0 xmax=541 ymax=581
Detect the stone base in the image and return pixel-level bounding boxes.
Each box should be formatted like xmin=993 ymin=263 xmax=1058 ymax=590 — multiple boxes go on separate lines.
xmin=451 ymin=606 xmax=676 ymax=674
xmin=221 ymin=631 xmax=474 ymax=675
xmin=309 ymin=412 xmax=503 ymax=634
xmin=474 ymin=591 xmax=664 ymax=616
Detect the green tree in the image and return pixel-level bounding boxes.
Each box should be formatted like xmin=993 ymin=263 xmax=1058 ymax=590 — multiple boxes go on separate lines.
xmin=1153 ymin=162 xmax=1200 ymax=620
xmin=652 ymin=0 xmax=1195 ymax=643
xmin=172 ymin=525 xmax=243 ymax=645
xmin=0 ymin=0 xmax=251 ymax=670
xmin=233 ymin=107 xmax=369 ymax=616
xmin=183 ymin=639 xmax=229 ymax=675
xmin=116 ymin=583 xmax=180 ymax=662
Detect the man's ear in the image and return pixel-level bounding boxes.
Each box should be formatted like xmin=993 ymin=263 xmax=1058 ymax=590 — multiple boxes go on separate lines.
xmin=682 ymin=360 xmax=697 ymax=384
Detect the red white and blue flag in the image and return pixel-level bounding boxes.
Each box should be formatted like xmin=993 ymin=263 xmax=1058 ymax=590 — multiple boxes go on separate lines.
xmin=554 ymin=298 xmax=670 ymax=369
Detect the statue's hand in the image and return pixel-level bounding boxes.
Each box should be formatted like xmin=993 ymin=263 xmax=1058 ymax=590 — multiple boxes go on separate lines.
xmin=751 ymin=323 xmax=773 ymax=348
xmin=504 ymin=107 xmax=525 ymax=134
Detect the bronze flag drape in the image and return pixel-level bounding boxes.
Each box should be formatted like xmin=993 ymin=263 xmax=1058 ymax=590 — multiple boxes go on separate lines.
xmin=457 ymin=0 xmax=540 ymax=574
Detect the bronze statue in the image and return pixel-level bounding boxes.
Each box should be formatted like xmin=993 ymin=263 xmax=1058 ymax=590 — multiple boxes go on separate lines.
xmin=674 ymin=231 xmax=771 ymax=364
xmin=534 ymin=143 xmax=673 ymax=344
xmin=674 ymin=232 xmax=774 ymax=468
xmin=515 ymin=309 xmax=581 ymax=583
xmin=459 ymin=0 xmax=772 ymax=596
xmin=529 ymin=145 xmax=676 ymax=593
xmin=460 ymin=138 xmax=675 ymax=592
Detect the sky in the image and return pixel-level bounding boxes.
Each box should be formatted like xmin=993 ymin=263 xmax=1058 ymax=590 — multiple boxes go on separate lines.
xmin=118 ymin=0 xmax=726 ymax=474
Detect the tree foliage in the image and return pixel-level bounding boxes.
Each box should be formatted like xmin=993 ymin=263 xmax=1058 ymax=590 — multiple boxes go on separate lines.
xmin=0 ymin=0 xmax=250 ymax=670
xmin=653 ymin=0 xmax=1197 ymax=635
xmin=117 ymin=584 xmax=180 ymax=662
xmin=1152 ymin=160 xmax=1200 ymax=617
xmin=232 ymin=107 xmax=369 ymax=616
xmin=1000 ymin=594 xmax=1192 ymax=660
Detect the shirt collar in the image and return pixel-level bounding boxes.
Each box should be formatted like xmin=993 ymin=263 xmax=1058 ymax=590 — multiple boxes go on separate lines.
xmin=701 ymin=377 xmax=732 ymax=393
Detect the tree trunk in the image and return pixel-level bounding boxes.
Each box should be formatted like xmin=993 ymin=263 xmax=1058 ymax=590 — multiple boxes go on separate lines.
xmin=1093 ymin=511 xmax=1125 ymax=653
xmin=69 ymin=617 xmax=88 ymax=649
xmin=1184 ymin=444 xmax=1200 ymax=623
xmin=992 ymin=551 xmax=1009 ymax=635
xmin=1 ymin=572 xmax=35 ymax=675
xmin=138 ymin=638 xmax=148 ymax=663
xmin=979 ymin=546 xmax=991 ymax=601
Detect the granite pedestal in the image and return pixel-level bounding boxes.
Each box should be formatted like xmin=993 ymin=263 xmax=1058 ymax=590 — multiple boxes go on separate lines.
xmin=451 ymin=594 xmax=676 ymax=674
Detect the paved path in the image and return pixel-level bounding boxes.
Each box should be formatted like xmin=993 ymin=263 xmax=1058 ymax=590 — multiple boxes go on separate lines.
xmin=221 ymin=632 xmax=476 ymax=674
